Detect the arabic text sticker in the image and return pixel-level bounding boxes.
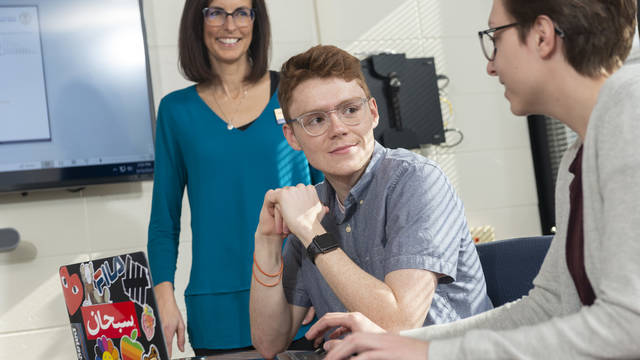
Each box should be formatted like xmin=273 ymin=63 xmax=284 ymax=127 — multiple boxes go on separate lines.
xmin=80 ymin=302 xmax=140 ymax=340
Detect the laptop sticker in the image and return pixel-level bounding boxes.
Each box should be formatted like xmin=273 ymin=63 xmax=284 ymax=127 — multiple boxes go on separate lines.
xmin=81 ymin=302 xmax=140 ymax=340
xmin=122 ymin=254 xmax=151 ymax=306
xmin=70 ymin=322 xmax=90 ymax=360
xmin=60 ymin=266 xmax=84 ymax=315
xmin=81 ymin=262 xmax=110 ymax=306
xmin=94 ymin=335 xmax=120 ymax=360
xmin=120 ymin=329 xmax=145 ymax=360
xmin=94 ymin=256 xmax=126 ymax=297
xmin=141 ymin=304 xmax=156 ymax=341
xmin=143 ymin=344 xmax=160 ymax=360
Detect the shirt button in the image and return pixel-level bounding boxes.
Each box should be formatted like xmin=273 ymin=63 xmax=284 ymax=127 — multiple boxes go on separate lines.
xmin=346 ymin=224 xmax=352 ymax=233
xmin=359 ymin=200 xmax=364 ymax=205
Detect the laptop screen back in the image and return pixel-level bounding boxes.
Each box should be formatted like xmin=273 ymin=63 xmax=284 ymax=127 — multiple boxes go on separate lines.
xmin=59 ymin=251 xmax=168 ymax=360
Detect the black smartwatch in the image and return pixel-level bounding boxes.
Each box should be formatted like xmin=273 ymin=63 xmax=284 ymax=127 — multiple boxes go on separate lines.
xmin=306 ymin=233 xmax=339 ymax=264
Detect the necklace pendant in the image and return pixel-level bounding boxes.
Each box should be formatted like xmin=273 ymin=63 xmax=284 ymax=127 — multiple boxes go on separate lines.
xmin=227 ymin=123 xmax=234 ymax=130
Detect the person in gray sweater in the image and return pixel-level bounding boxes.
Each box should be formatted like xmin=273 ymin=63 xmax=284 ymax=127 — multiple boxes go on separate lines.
xmin=304 ymin=0 xmax=640 ymax=359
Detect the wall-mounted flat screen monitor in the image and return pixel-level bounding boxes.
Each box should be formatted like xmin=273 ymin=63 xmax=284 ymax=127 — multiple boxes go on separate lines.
xmin=0 ymin=0 xmax=154 ymax=193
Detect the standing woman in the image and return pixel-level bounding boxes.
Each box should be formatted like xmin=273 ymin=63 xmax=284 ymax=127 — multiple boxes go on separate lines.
xmin=147 ymin=0 xmax=321 ymax=356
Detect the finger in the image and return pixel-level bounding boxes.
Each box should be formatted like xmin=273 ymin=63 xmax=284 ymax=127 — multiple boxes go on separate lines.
xmin=262 ymin=191 xmax=279 ymax=229
xmin=274 ymin=205 xmax=283 ymax=234
xmin=350 ymin=349 xmax=388 ymax=360
xmin=329 ymin=326 xmax=349 ymax=339
xmin=325 ymin=338 xmax=362 ymax=360
xmin=177 ymin=319 xmax=186 ymax=352
xmin=323 ymin=339 xmax=343 ymax=352
xmin=164 ymin=326 xmax=175 ymax=356
xmin=306 ymin=317 xmax=331 ymax=340
xmin=302 ymin=306 xmax=316 ymax=325
xmin=264 ymin=190 xmax=276 ymax=215
xmin=308 ymin=312 xmax=355 ymax=339
xmin=283 ymin=220 xmax=290 ymax=235
xmin=266 ymin=188 xmax=278 ymax=202
xmin=325 ymin=334 xmax=375 ymax=360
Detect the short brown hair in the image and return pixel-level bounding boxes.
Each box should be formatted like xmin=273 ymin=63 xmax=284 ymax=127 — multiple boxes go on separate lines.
xmin=178 ymin=0 xmax=271 ymax=84
xmin=278 ymin=45 xmax=371 ymax=120
xmin=503 ymin=0 xmax=637 ymax=77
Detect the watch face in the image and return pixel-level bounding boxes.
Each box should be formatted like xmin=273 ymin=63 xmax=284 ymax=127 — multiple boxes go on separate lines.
xmin=315 ymin=233 xmax=338 ymax=251
xmin=307 ymin=233 xmax=339 ymax=264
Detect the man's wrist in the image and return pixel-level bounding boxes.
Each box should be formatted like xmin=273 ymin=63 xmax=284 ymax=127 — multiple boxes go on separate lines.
xmin=254 ymin=236 xmax=282 ymax=253
xmin=298 ymin=222 xmax=327 ymax=247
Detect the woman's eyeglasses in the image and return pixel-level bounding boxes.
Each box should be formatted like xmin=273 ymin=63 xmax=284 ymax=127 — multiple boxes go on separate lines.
xmin=202 ymin=7 xmax=256 ymax=27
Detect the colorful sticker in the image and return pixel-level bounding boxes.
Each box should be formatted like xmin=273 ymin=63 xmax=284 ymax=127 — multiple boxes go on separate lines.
xmin=60 ymin=266 xmax=84 ymax=315
xmin=81 ymin=302 xmax=140 ymax=340
xmin=81 ymin=262 xmax=110 ymax=306
xmin=94 ymin=335 xmax=121 ymax=360
xmin=140 ymin=304 xmax=156 ymax=341
xmin=70 ymin=322 xmax=90 ymax=360
xmin=142 ymin=344 xmax=160 ymax=360
xmin=121 ymin=254 xmax=151 ymax=306
xmin=93 ymin=256 xmax=126 ymax=296
xmin=120 ymin=329 xmax=145 ymax=360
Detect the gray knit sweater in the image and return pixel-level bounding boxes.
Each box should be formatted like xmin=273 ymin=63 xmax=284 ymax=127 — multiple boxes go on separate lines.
xmin=402 ymin=51 xmax=640 ymax=359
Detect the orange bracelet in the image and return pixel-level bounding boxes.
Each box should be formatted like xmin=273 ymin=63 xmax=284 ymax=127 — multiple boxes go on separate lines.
xmin=253 ymin=253 xmax=283 ymax=277
xmin=252 ymin=253 xmax=284 ymax=287
xmin=252 ymin=268 xmax=281 ymax=287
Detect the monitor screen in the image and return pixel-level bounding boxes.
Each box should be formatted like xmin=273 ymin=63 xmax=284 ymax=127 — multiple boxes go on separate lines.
xmin=0 ymin=0 xmax=154 ymax=193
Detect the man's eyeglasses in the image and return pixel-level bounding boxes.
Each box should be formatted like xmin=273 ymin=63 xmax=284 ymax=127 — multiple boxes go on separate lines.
xmin=202 ymin=7 xmax=256 ymax=27
xmin=287 ymin=97 xmax=371 ymax=137
xmin=478 ymin=22 xmax=566 ymax=61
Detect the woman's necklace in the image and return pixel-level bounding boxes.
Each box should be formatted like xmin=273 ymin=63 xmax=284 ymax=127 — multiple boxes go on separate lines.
xmin=211 ymin=83 xmax=248 ymax=130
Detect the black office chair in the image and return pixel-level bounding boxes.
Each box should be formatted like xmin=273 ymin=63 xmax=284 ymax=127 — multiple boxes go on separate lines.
xmin=476 ymin=236 xmax=553 ymax=307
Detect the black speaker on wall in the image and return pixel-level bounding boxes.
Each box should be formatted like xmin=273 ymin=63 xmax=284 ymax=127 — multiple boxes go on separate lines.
xmin=361 ymin=53 xmax=445 ymax=149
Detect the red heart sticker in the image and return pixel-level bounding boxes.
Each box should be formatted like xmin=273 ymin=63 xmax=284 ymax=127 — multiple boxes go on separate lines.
xmin=60 ymin=266 xmax=84 ymax=315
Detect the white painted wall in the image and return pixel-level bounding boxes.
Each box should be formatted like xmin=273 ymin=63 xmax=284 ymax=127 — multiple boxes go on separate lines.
xmin=0 ymin=1 xmax=541 ymax=358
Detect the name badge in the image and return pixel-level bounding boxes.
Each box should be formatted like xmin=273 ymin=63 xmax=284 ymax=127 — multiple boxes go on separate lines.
xmin=274 ymin=108 xmax=286 ymax=125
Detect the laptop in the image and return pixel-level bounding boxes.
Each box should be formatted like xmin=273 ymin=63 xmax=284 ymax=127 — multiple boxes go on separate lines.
xmin=59 ymin=251 xmax=205 ymax=360
xmin=277 ymin=350 xmax=325 ymax=360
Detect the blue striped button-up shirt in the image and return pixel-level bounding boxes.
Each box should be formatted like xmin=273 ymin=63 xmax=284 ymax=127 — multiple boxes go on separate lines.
xmin=283 ymin=142 xmax=492 ymax=325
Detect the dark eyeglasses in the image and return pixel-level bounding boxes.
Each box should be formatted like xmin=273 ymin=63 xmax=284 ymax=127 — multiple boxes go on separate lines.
xmin=478 ymin=22 xmax=566 ymax=61
xmin=202 ymin=7 xmax=256 ymax=27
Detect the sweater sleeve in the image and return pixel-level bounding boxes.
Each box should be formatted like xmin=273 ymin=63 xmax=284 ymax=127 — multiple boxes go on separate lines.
xmin=400 ymin=251 xmax=567 ymax=349
xmin=147 ymin=96 xmax=188 ymax=286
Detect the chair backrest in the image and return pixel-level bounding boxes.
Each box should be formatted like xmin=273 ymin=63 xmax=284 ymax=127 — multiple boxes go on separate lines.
xmin=476 ymin=236 xmax=553 ymax=307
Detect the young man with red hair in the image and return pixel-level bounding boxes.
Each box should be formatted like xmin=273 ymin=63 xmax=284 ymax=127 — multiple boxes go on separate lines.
xmin=249 ymin=45 xmax=492 ymax=359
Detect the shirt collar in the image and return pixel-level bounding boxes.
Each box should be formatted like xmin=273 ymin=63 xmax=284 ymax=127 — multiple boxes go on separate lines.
xmin=318 ymin=141 xmax=386 ymax=223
